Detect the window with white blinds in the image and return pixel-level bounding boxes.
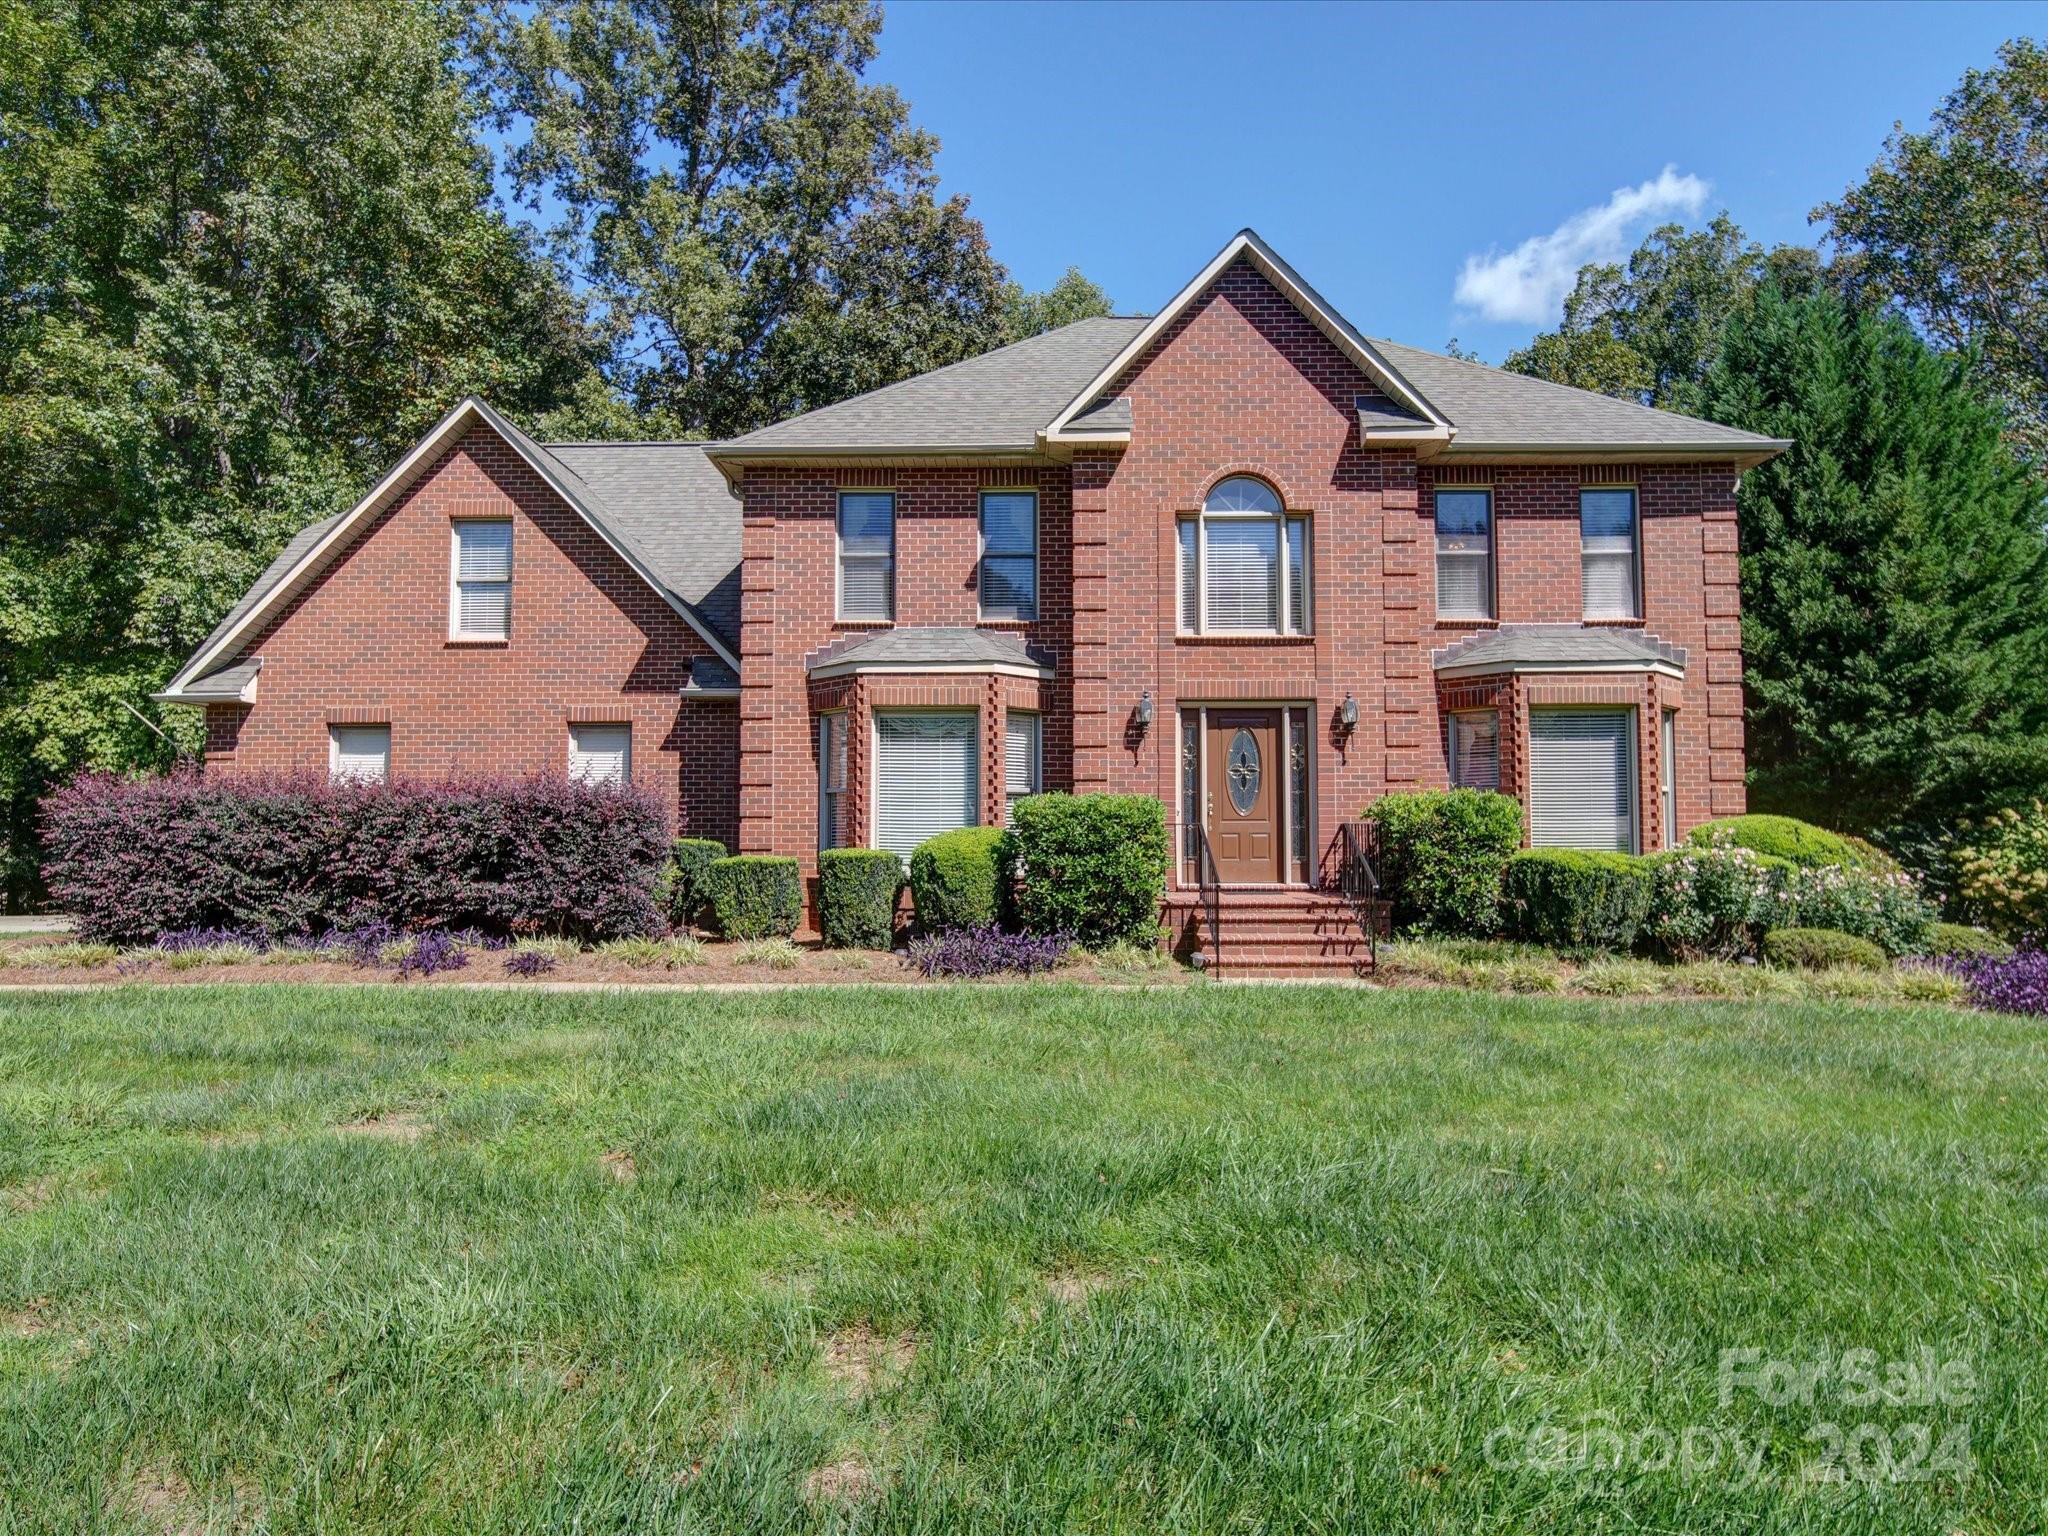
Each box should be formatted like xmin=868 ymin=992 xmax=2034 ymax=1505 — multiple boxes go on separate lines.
xmin=451 ymin=520 xmax=512 ymax=639
xmin=1580 ymin=488 xmax=1639 ymax=619
xmin=1448 ymin=711 xmax=1500 ymax=790
xmin=1528 ymin=709 xmax=1636 ymax=851
xmin=1435 ymin=488 xmax=1493 ymax=619
xmin=329 ymin=725 xmax=390 ymax=784
xmin=874 ymin=712 xmax=978 ymax=864
xmin=1004 ymin=711 xmax=1040 ymax=825
xmin=838 ymin=491 xmax=895 ymax=621
xmin=1660 ymin=708 xmax=1677 ymax=849
xmin=1177 ymin=477 xmax=1310 ymax=634
xmin=818 ymin=713 xmax=847 ymax=849
xmin=568 ymin=723 xmax=631 ymax=786
xmin=980 ymin=491 xmax=1037 ymax=621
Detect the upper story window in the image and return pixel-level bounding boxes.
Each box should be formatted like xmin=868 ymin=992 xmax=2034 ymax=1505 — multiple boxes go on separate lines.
xmin=1581 ymin=487 xmax=1640 ymax=620
xmin=1434 ymin=489 xmax=1493 ymax=620
xmin=837 ymin=491 xmax=895 ymax=621
xmin=980 ymin=491 xmax=1037 ymax=621
xmin=451 ymin=519 xmax=512 ymax=640
xmin=1177 ymin=476 xmax=1311 ymax=635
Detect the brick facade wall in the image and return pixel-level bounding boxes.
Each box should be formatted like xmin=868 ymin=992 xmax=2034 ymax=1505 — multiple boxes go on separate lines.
xmin=198 ymin=424 xmax=738 ymax=846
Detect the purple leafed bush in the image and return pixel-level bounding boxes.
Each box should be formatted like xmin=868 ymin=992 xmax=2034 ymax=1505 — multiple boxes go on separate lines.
xmin=395 ymin=929 xmax=469 ymax=980
xmin=1945 ymin=948 xmax=2048 ymax=1017
xmin=906 ymin=925 xmax=1072 ymax=978
xmin=42 ymin=769 xmax=668 ymax=946
xmin=502 ymin=948 xmax=557 ymax=977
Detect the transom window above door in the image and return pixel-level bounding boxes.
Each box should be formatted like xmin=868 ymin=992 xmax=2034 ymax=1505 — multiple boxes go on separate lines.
xmin=1177 ymin=476 xmax=1311 ymax=635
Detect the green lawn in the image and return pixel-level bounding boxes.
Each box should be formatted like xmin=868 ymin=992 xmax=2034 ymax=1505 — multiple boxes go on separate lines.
xmin=1 ymin=983 xmax=2043 ymax=1533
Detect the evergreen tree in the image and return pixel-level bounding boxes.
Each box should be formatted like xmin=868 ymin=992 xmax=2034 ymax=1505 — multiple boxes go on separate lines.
xmin=1699 ymin=286 xmax=2048 ymax=844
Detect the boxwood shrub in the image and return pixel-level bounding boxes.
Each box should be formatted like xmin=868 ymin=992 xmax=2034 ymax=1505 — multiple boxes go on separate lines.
xmin=1688 ymin=814 xmax=1894 ymax=871
xmin=1926 ymin=921 xmax=2014 ymax=960
xmin=1762 ymin=926 xmax=1888 ymax=971
xmin=658 ymin=837 xmax=727 ymax=932
xmin=1499 ymin=849 xmax=1654 ymax=951
xmin=704 ymin=855 xmax=802 ymax=940
xmin=1007 ymin=793 xmax=1167 ymax=949
xmin=1369 ymin=789 xmax=1524 ymax=936
xmin=909 ymin=827 xmax=1006 ymax=934
xmin=817 ymin=849 xmax=903 ymax=949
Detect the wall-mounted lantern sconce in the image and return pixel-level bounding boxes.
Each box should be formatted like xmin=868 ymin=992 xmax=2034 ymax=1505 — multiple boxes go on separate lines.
xmin=1136 ymin=690 xmax=1154 ymax=731
xmin=1339 ymin=692 xmax=1358 ymax=732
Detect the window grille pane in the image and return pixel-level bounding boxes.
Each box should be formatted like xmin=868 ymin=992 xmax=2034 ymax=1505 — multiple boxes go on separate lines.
xmin=457 ymin=581 xmax=511 ymax=637
xmin=839 ymin=556 xmax=894 ymax=620
xmin=1204 ymin=476 xmax=1281 ymax=514
xmin=1450 ymin=712 xmax=1500 ymax=790
xmin=1286 ymin=518 xmax=1310 ymax=633
xmin=818 ymin=715 xmax=846 ymax=849
xmin=1582 ymin=552 xmax=1638 ymax=619
xmin=1203 ymin=519 xmax=1279 ymax=630
xmin=1178 ymin=520 xmax=1199 ymax=630
xmin=838 ymin=492 xmax=894 ymax=553
xmin=874 ymin=712 xmax=978 ymax=864
xmin=1436 ymin=550 xmax=1492 ymax=618
xmin=980 ymin=492 xmax=1035 ymax=552
xmin=980 ymin=556 xmax=1036 ymax=621
xmin=455 ymin=521 xmax=511 ymax=581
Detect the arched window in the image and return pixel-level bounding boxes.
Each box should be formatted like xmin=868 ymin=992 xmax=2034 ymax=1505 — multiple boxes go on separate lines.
xmin=1177 ymin=477 xmax=1310 ymax=634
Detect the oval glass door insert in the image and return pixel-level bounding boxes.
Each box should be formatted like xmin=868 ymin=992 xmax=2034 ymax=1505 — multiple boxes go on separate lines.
xmin=1226 ymin=728 xmax=1261 ymax=815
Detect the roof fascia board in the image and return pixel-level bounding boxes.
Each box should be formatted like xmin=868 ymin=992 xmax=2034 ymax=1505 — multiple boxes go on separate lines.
xmin=1439 ymin=439 xmax=1792 ymax=470
xmin=154 ymin=665 xmax=261 ymax=707
xmin=1041 ymin=230 xmax=1451 ymax=441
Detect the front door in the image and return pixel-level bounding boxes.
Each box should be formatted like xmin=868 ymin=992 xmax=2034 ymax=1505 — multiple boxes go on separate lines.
xmin=1205 ymin=709 xmax=1282 ymax=882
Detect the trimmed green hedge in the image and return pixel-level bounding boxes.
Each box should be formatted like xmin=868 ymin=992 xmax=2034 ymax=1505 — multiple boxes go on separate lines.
xmin=1500 ymin=849 xmax=1654 ymax=951
xmin=817 ymin=849 xmax=903 ymax=949
xmin=1762 ymin=926 xmax=1887 ymax=971
xmin=1008 ymin=794 xmax=1167 ymax=949
xmin=1370 ymin=790 xmax=1525 ymax=936
xmin=658 ymin=837 xmax=727 ymax=932
xmin=1926 ymin=921 xmax=2014 ymax=960
xmin=705 ymin=855 xmax=801 ymax=940
xmin=1689 ymin=815 xmax=1894 ymax=871
xmin=909 ymin=827 xmax=1006 ymax=934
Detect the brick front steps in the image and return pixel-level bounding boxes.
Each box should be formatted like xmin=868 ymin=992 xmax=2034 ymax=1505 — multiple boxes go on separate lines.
xmin=1162 ymin=888 xmax=1389 ymax=979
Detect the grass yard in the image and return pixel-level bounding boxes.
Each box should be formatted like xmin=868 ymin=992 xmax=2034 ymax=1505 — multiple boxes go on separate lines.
xmin=0 ymin=984 xmax=2043 ymax=1533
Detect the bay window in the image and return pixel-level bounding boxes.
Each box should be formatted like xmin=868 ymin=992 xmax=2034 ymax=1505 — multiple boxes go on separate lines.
xmin=1434 ymin=488 xmax=1492 ymax=620
xmin=1177 ymin=476 xmax=1311 ymax=634
xmin=873 ymin=711 xmax=978 ymax=864
xmin=818 ymin=713 xmax=847 ymax=849
xmin=1448 ymin=711 xmax=1500 ymax=790
xmin=1528 ymin=708 xmax=1637 ymax=852
xmin=1004 ymin=710 xmax=1040 ymax=825
xmin=1581 ymin=487 xmax=1640 ymax=620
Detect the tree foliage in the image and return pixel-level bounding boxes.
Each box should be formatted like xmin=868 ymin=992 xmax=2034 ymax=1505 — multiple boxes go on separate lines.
xmin=1819 ymin=38 xmax=2048 ymax=459
xmin=1001 ymin=267 xmax=1114 ymax=342
xmin=472 ymin=0 xmax=1009 ymax=437
xmin=0 ymin=0 xmax=597 ymax=905
xmin=1698 ymin=286 xmax=2048 ymax=844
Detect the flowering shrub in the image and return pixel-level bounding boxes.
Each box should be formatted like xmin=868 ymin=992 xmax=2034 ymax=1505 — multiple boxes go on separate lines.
xmin=1645 ymin=843 xmax=1792 ymax=960
xmin=1782 ymin=863 xmax=1936 ymax=956
xmin=42 ymin=769 xmax=667 ymax=945
xmin=1950 ymin=800 xmax=2048 ymax=942
xmin=1944 ymin=948 xmax=2048 ymax=1016
xmin=906 ymin=924 xmax=1072 ymax=978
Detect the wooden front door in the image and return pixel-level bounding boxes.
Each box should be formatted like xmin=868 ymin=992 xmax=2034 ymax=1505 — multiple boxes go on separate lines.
xmin=1205 ymin=709 xmax=1282 ymax=882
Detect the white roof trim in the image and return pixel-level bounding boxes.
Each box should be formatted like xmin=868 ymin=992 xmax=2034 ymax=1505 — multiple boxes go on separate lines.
xmin=1433 ymin=657 xmax=1686 ymax=682
xmin=1041 ymin=229 xmax=1451 ymax=443
xmin=806 ymin=658 xmax=1053 ymax=683
xmin=154 ymin=661 xmax=261 ymax=706
xmin=165 ymin=397 xmax=740 ymax=693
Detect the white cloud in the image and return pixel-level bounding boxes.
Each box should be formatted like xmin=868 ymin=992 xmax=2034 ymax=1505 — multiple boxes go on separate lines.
xmin=1454 ymin=167 xmax=1712 ymax=325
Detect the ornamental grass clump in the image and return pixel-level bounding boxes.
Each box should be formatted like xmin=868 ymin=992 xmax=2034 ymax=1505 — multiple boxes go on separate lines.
xmin=907 ymin=925 xmax=1072 ymax=978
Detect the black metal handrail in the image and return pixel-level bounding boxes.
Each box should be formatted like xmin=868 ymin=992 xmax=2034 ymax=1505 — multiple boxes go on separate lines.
xmin=1337 ymin=820 xmax=1385 ymax=968
xmin=1192 ymin=823 xmax=1222 ymax=977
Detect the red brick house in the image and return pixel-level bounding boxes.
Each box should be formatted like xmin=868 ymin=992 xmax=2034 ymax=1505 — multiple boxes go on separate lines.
xmin=159 ymin=231 xmax=1787 ymax=970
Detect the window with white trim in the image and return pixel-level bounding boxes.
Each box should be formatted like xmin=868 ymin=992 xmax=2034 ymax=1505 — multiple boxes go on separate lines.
xmin=1434 ymin=488 xmax=1493 ymax=620
xmin=838 ymin=491 xmax=895 ymax=621
xmin=568 ymin=723 xmax=631 ymax=786
xmin=1660 ymin=708 xmax=1677 ymax=849
xmin=1004 ymin=710 xmax=1040 ymax=825
xmin=818 ymin=713 xmax=847 ymax=849
xmin=1176 ymin=476 xmax=1310 ymax=634
xmin=980 ymin=491 xmax=1037 ymax=621
xmin=329 ymin=725 xmax=390 ymax=784
xmin=451 ymin=519 xmax=513 ymax=639
xmin=1581 ymin=487 xmax=1640 ymax=620
xmin=1528 ymin=708 xmax=1636 ymax=852
xmin=1448 ymin=710 xmax=1500 ymax=790
xmin=874 ymin=711 xmax=978 ymax=864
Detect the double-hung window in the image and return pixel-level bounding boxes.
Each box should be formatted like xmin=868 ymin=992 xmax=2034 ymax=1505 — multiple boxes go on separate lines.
xmin=818 ymin=713 xmax=848 ymax=849
xmin=1434 ymin=489 xmax=1493 ymax=620
xmin=1581 ymin=487 xmax=1640 ymax=620
xmin=1004 ymin=711 xmax=1040 ymax=825
xmin=1177 ymin=476 xmax=1311 ymax=634
xmin=873 ymin=712 xmax=978 ymax=865
xmin=1448 ymin=711 xmax=1500 ymax=790
xmin=451 ymin=520 xmax=513 ymax=639
xmin=838 ymin=491 xmax=895 ymax=621
xmin=980 ymin=491 xmax=1037 ymax=621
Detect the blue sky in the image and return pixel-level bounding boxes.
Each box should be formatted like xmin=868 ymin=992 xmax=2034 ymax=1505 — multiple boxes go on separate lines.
xmin=871 ymin=0 xmax=2041 ymax=361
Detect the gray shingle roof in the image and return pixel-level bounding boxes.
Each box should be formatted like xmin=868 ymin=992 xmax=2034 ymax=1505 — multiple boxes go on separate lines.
xmin=174 ymin=659 xmax=262 ymax=701
xmin=1368 ymin=339 xmax=1777 ymax=453
xmin=1354 ymin=394 xmax=1429 ymax=428
xmin=1065 ymin=397 xmax=1132 ymax=434
xmin=721 ymin=317 xmax=1150 ymax=452
xmin=806 ymin=627 xmax=1055 ymax=674
xmin=1434 ymin=624 xmax=1687 ymax=672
